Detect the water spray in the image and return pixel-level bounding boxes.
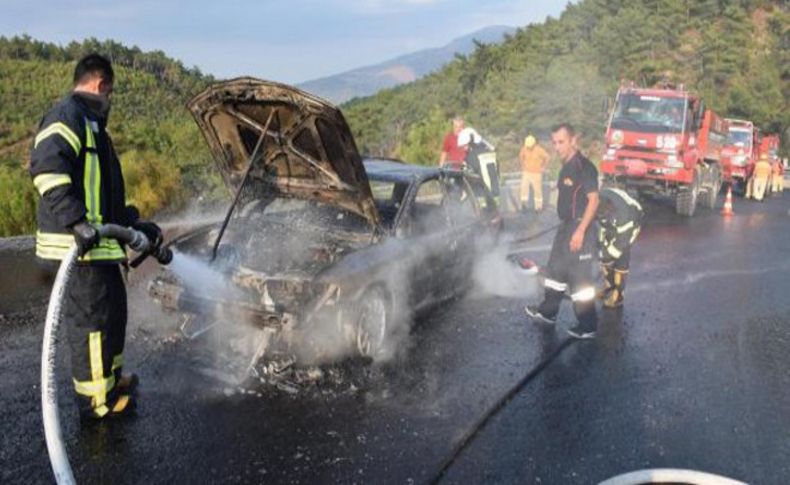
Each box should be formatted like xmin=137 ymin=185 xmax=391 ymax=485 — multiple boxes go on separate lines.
xmin=41 ymin=224 xmax=171 ymax=485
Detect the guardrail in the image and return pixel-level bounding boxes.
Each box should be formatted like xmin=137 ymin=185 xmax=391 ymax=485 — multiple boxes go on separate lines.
xmin=0 ymin=236 xmax=52 ymax=314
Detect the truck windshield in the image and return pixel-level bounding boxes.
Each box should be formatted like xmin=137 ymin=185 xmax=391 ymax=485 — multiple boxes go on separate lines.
xmin=727 ymin=130 xmax=752 ymax=148
xmin=610 ymin=94 xmax=687 ymax=134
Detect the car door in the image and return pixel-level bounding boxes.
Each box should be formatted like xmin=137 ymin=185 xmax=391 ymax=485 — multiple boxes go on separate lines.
xmin=395 ymin=177 xmax=454 ymax=308
xmin=441 ymin=174 xmax=484 ymax=289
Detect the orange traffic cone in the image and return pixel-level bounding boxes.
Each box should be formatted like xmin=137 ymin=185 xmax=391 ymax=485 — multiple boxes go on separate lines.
xmin=721 ymin=186 xmax=734 ymax=216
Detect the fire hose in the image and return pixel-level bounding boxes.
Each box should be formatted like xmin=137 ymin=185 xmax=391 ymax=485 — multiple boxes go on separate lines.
xmin=41 ymin=224 xmax=172 ymax=485
xmin=431 ymin=221 xmax=568 ymax=484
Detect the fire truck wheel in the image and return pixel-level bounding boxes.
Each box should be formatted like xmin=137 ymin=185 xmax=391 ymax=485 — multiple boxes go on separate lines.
xmin=702 ymin=168 xmax=721 ymax=209
xmin=675 ymin=171 xmax=699 ymax=217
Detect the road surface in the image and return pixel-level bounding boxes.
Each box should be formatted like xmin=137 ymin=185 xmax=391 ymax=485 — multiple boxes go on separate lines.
xmin=1 ymin=193 xmax=788 ymax=484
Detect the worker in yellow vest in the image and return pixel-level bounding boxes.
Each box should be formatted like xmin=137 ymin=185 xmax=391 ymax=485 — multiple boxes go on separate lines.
xmin=751 ymin=153 xmax=773 ymax=201
xmin=518 ymin=135 xmax=550 ymax=212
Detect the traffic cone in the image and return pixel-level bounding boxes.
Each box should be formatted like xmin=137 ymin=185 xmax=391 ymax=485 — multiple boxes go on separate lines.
xmin=721 ymin=186 xmax=734 ymax=216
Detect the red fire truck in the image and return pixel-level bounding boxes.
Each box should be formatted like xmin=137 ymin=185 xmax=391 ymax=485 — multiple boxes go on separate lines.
xmin=721 ymin=119 xmax=759 ymax=195
xmin=760 ymin=134 xmax=780 ymax=161
xmin=601 ymin=84 xmax=728 ymax=216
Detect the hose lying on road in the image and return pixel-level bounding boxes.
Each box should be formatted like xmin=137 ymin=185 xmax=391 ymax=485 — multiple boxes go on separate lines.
xmin=430 ymin=339 xmax=574 ymax=484
xmin=41 ymin=225 xmax=150 ymax=485
xmin=430 ymin=221 xmax=567 ymax=483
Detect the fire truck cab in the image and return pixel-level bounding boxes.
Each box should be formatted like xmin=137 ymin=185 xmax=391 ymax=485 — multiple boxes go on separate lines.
xmin=721 ymin=119 xmax=758 ymax=195
xmin=601 ymin=84 xmax=727 ymax=216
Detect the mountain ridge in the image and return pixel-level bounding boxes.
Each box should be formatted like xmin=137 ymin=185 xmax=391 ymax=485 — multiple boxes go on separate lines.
xmin=298 ymin=25 xmax=515 ymax=104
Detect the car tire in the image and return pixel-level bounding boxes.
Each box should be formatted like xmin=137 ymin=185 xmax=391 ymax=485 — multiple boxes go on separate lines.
xmin=353 ymin=286 xmax=391 ymax=360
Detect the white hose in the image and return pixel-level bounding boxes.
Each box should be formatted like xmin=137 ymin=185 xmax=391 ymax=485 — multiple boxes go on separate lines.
xmin=40 ymin=225 xmax=149 ymax=485
xmin=599 ymin=468 xmax=747 ymax=485
xmin=41 ymin=244 xmax=78 ymax=485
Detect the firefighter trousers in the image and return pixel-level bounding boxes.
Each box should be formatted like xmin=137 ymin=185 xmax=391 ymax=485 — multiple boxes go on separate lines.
xmin=752 ymin=176 xmax=769 ymax=201
xmin=600 ymin=248 xmax=630 ymax=308
xmin=519 ymin=172 xmax=544 ymax=211
xmin=64 ymin=264 xmax=128 ymax=416
xmin=771 ymin=174 xmax=783 ymax=193
xmin=538 ymin=222 xmax=598 ymax=332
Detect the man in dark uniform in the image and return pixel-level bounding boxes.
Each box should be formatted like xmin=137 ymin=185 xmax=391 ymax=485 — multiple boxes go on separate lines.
xmin=30 ymin=54 xmax=162 ymax=420
xmin=597 ymin=187 xmax=643 ymax=308
xmin=525 ymin=123 xmax=599 ymax=339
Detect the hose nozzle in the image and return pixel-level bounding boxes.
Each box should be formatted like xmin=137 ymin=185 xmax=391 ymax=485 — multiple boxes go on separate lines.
xmin=154 ymin=246 xmax=173 ymax=265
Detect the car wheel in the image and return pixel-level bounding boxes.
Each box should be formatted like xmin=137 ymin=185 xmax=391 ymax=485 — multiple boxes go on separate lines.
xmin=354 ymin=286 xmax=391 ymax=359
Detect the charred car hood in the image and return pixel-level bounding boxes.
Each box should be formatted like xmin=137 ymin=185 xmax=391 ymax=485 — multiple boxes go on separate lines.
xmin=188 ymin=77 xmax=379 ymax=227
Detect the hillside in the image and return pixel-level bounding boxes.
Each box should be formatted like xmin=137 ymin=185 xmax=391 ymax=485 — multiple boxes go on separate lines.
xmin=297 ymin=25 xmax=515 ymax=104
xmin=0 ymin=36 xmax=225 ymax=236
xmin=342 ymin=0 xmax=788 ymax=173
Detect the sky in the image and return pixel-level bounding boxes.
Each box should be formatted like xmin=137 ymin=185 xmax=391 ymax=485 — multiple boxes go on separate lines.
xmin=0 ymin=0 xmax=570 ymax=84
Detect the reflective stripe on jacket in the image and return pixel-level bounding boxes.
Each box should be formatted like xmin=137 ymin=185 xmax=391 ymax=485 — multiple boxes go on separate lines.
xmin=598 ymin=187 xmax=643 ymax=261
xmin=29 ymin=93 xmax=131 ymax=263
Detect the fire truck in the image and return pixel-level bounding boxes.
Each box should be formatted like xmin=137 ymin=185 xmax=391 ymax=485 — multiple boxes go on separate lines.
xmin=721 ymin=119 xmax=759 ymax=195
xmin=600 ymin=84 xmax=728 ymax=216
xmin=760 ymin=134 xmax=780 ymax=161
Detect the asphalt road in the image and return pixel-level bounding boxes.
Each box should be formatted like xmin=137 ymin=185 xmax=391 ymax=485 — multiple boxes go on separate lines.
xmin=1 ymin=192 xmax=789 ymax=484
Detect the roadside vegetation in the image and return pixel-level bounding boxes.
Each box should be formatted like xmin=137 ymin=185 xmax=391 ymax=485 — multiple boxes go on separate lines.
xmin=0 ymin=0 xmax=787 ymax=236
xmin=0 ymin=37 xmax=225 ymax=236
xmin=343 ymin=0 xmax=788 ymax=175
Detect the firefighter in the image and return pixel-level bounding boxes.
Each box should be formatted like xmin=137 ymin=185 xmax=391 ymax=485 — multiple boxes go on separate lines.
xmin=29 ymin=54 xmax=162 ymax=420
xmin=525 ymin=123 xmax=599 ymax=339
xmin=751 ymin=153 xmax=773 ymax=201
xmin=597 ymin=188 xmax=643 ymax=308
xmin=770 ymin=157 xmax=783 ymax=194
xmin=458 ymin=126 xmax=500 ymax=199
xmin=518 ymin=134 xmax=550 ymax=212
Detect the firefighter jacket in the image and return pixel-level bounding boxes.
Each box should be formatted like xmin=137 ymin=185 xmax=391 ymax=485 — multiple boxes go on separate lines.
xmin=519 ymin=144 xmax=549 ymax=173
xmin=29 ymin=92 xmax=136 ymax=263
xmin=753 ymin=160 xmax=772 ymax=179
xmin=597 ymin=187 xmax=643 ymax=262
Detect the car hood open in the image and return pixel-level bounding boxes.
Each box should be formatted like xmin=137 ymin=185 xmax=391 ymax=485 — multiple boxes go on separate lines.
xmin=188 ymin=77 xmax=379 ymax=227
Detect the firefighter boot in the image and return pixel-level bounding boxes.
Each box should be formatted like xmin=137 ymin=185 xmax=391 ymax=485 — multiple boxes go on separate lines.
xmin=603 ymin=269 xmax=627 ymax=308
xmin=79 ymin=393 xmax=137 ymax=423
xmin=597 ymin=263 xmax=615 ymax=302
xmin=116 ymin=373 xmax=139 ymax=394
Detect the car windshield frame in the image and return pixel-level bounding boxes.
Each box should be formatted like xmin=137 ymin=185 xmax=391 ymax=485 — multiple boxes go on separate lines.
xmin=610 ymin=93 xmax=688 ymax=134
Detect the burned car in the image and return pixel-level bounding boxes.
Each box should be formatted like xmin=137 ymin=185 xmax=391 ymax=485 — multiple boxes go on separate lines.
xmin=149 ymin=78 xmax=501 ymax=363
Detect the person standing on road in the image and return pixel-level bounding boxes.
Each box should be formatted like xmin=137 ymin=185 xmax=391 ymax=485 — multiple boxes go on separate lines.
xmin=525 ymin=123 xmax=599 ymax=339
xmin=518 ymin=134 xmax=550 ymax=212
xmin=770 ymin=157 xmax=783 ymax=195
xmin=29 ymin=54 xmax=162 ymax=420
xmin=458 ymin=126 xmax=500 ymax=200
xmin=438 ymin=116 xmax=467 ymax=169
xmin=751 ymin=153 xmax=773 ymax=201
xmin=596 ymin=187 xmax=643 ymax=308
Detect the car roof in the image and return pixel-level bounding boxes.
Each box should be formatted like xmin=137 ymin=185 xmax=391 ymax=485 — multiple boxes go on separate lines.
xmin=363 ymin=158 xmax=447 ymax=183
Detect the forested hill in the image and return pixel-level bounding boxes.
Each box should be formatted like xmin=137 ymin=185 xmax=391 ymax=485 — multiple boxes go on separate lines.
xmin=343 ymin=0 xmax=788 ymax=171
xmin=0 ymin=36 xmax=223 ymax=236
xmin=1 ymin=1 xmax=787 ymax=237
